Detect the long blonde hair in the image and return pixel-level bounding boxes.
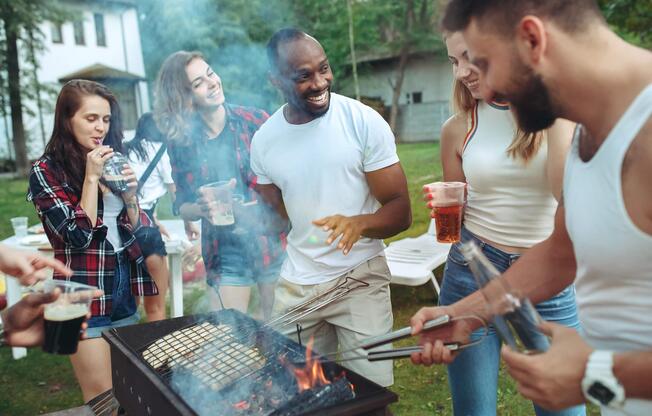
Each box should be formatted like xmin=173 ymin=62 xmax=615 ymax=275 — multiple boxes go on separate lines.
xmin=154 ymin=51 xmax=204 ymax=143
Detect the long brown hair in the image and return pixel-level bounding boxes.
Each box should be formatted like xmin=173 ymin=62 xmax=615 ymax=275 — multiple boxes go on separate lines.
xmin=154 ymin=51 xmax=204 ymax=143
xmin=43 ymin=79 xmax=124 ymax=193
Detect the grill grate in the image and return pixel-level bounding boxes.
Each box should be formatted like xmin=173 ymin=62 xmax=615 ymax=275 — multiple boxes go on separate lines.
xmin=105 ymin=310 xmax=398 ymax=416
xmin=142 ymin=321 xmax=268 ymax=391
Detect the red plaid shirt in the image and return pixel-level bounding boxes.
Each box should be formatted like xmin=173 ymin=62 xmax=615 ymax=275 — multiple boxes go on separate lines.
xmin=28 ymin=157 xmax=158 ymax=317
xmin=168 ymin=104 xmax=286 ymax=285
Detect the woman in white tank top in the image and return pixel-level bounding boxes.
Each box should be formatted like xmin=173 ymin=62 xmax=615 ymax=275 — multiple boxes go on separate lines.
xmin=423 ymin=31 xmax=585 ymax=416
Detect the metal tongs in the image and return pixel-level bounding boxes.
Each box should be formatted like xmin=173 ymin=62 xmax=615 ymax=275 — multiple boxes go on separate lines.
xmin=314 ymin=314 xmax=487 ymax=363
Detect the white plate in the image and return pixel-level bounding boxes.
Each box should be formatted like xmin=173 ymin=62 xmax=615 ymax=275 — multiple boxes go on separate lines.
xmin=20 ymin=234 xmax=51 ymax=247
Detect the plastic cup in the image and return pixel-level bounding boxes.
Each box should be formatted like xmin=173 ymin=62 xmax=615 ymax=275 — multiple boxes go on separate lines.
xmin=423 ymin=181 xmax=465 ymax=243
xmin=198 ymin=181 xmax=234 ymax=226
xmin=42 ymin=280 xmax=97 ymax=355
xmin=488 ymin=291 xmax=550 ymax=354
xmin=101 ymin=152 xmax=129 ymax=193
xmin=10 ymin=217 xmax=28 ymax=238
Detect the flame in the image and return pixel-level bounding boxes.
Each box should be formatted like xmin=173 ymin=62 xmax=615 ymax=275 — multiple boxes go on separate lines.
xmin=292 ymin=338 xmax=331 ymax=392
xmin=233 ymin=400 xmax=250 ymax=410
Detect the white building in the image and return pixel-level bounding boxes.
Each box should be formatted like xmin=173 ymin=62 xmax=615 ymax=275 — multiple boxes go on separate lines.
xmin=342 ymin=49 xmax=454 ymax=142
xmin=1 ymin=0 xmax=149 ymax=159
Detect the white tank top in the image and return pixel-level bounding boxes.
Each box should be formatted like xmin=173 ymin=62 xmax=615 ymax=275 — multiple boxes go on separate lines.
xmin=102 ymin=191 xmax=124 ymax=252
xmin=462 ymin=100 xmax=556 ymax=248
xmin=564 ymin=84 xmax=652 ymax=415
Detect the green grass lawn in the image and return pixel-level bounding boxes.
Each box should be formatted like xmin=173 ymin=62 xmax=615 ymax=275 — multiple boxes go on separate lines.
xmin=0 ymin=143 xmax=598 ymax=415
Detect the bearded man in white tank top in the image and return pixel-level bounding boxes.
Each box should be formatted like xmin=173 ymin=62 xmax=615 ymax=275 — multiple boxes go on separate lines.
xmin=423 ymin=31 xmax=583 ymax=416
xmin=410 ymin=1 xmax=652 ymax=415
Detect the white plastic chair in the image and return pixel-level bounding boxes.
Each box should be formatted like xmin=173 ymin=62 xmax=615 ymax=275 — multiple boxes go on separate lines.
xmin=385 ymin=220 xmax=451 ymax=296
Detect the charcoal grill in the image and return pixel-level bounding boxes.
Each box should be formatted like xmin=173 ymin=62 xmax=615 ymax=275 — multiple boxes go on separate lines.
xmin=103 ymin=309 xmax=397 ymax=416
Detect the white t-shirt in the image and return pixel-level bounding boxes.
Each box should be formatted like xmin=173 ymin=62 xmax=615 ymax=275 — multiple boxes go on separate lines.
xmin=251 ymin=93 xmax=399 ymax=285
xmin=127 ymin=141 xmax=174 ymax=210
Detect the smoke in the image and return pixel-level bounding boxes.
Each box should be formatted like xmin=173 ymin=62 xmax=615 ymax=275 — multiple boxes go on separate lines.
xmin=137 ymin=0 xmax=297 ymax=113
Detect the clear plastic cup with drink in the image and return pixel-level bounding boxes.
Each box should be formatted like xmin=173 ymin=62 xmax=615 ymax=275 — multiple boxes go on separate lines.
xmin=198 ymin=181 xmax=234 ymax=226
xmin=42 ymin=280 xmax=98 ymax=355
xmin=10 ymin=216 xmax=28 ymax=238
xmin=423 ymin=181 xmax=466 ymax=243
xmin=101 ymin=152 xmax=130 ymax=193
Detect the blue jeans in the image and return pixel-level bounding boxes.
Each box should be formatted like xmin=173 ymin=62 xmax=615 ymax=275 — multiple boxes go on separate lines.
xmin=439 ymin=227 xmax=585 ymax=416
xmin=86 ymin=251 xmax=140 ymax=338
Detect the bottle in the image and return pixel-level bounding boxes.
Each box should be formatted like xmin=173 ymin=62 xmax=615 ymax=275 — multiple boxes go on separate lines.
xmin=461 ymin=241 xmax=550 ymax=353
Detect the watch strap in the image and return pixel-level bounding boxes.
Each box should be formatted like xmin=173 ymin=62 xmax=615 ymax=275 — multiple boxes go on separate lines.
xmin=582 ymin=350 xmax=625 ymax=408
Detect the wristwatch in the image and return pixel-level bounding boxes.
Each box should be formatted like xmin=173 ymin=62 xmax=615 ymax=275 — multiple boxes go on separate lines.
xmin=581 ymin=350 xmax=625 ymax=408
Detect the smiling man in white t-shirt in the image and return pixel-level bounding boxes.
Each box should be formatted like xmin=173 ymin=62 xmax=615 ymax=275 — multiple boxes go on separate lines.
xmin=251 ymin=28 xmax=411 ymax=387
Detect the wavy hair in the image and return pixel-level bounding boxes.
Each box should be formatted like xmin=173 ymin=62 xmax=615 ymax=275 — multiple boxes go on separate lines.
xmin=154 ymin=51 xmax=204 ymax=144
xmin=43 ymin=79 xmax=124 ymax=193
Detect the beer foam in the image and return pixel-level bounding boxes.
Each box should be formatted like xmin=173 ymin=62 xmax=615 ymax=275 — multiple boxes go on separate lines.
xmin=44 ymin=303 xmax=88 ymax=321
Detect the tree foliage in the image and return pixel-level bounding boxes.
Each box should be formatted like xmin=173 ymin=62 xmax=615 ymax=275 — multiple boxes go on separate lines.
xmin=599 ymin=0 xmax=652 ymax=48
xmin=138 ymin=0 xmax=295 ymax=112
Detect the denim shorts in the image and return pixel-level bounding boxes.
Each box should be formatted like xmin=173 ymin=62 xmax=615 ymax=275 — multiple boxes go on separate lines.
xmin=439 ymin=226 xmax=584 ymax=416
xmin=86 ymin=251 xmax=140 ymax=339
xmin=207 ymin=230 xmax=284 ymax=288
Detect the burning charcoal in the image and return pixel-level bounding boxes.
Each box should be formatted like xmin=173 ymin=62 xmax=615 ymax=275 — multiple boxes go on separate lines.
xmin=270 ymin=377 xmax=355 ymax=416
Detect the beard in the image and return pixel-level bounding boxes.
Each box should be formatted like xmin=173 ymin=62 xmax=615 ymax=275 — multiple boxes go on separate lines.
xmin=504 ymin=61 xmax=558 ymax=133
xmin=287 ymin=88 xmax=331 ymax=119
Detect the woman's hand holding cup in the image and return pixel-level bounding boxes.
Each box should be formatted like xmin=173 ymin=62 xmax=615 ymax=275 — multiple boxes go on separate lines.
xmin=86 ymin=146 xmax=114 ymax=183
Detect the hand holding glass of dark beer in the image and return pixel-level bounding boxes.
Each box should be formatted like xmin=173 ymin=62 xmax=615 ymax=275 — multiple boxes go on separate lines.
xmin=423 ymin=181 xmax=466 ymax=243
xmin=42 ymin=280 xmax=97 ymax=355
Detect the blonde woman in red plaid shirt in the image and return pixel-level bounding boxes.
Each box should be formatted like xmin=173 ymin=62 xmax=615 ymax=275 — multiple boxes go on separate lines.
xmin=28 ymin=80 xmax=158 ymax=403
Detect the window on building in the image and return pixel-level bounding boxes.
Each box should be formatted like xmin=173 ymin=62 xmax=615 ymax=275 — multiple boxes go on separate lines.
xmin=51 ymin=23 xmax=63 ymax=44
xmin=405 ymin=93 xmax=412 ymax=104
xmin=94 ymin=13 xmax=106 ymax=46
xmin=106 ymin=82 xmax=138 ymax=130
xmin=73 ymin=20 xmax=85 ymax=45
xmin=412 ymin=92 xmax=423 ymax=104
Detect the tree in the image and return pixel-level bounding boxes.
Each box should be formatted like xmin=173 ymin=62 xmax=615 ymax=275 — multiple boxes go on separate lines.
xmin=599 ymin=0 xmax=652 ymax=48
xmin=138 ymin=0 xmax=295 ymax=113
xmin=296 ymin=0 xmax=443 ymax=139
xmin=0 ymin=0 xmax=70 ymax=176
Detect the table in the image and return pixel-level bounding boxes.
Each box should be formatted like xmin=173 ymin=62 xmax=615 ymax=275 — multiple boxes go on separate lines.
xmin=3 ymin=219 xmax=192 ymax=360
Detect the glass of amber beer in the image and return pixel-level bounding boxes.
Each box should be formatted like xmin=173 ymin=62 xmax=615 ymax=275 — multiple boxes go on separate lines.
xmin=423 ymin=181 xmax=465 ymax=243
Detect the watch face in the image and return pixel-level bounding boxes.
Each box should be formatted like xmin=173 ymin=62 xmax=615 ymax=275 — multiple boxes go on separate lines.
xmin=588 ymin=381 xmax=615 ymax=405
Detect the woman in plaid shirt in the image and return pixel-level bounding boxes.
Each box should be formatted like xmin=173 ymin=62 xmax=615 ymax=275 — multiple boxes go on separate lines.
xmin=28 ymin=80 xmax=158 ymax=402
xmin=155 ymin=51 xmax=286 ymax=320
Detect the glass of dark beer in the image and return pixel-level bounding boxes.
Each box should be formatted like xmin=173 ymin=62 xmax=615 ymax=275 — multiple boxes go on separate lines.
xmin=42 ymin=280 xmax=97 ymax=355
xmin=101 ymin=152 xmax=130 ymax=194
xmin=423 ymin=181 xmax=466 ymax=243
